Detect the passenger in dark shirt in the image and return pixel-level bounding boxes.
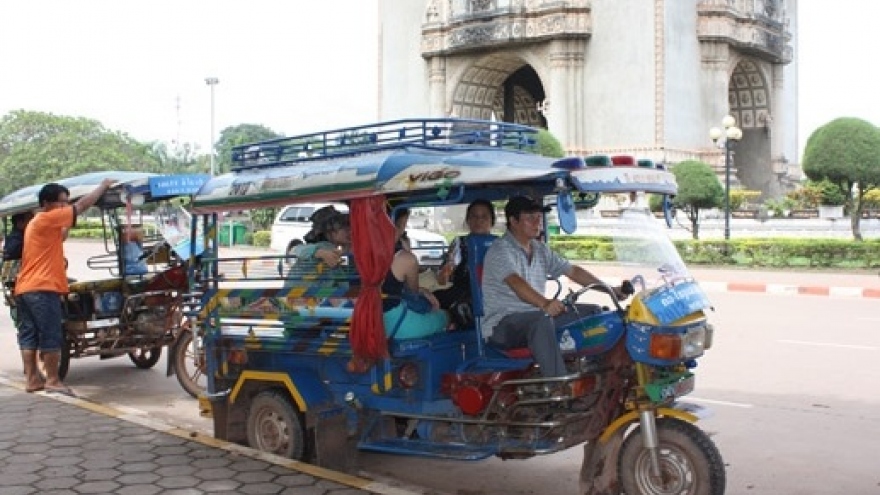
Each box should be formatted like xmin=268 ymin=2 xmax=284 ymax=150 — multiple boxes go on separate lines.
xmin=3 ymin=212 xmax=33 ymax=260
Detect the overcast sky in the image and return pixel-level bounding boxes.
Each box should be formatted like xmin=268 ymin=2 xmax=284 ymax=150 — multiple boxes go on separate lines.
xmin=0 ymin=1 xmax=872 ymax=160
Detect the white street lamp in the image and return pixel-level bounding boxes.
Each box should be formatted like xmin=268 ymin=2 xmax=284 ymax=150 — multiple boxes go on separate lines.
xmin=205 ymin=77 xmax=219 ymax=175
xmin=709 ymin=115 xmax=742 ymax=241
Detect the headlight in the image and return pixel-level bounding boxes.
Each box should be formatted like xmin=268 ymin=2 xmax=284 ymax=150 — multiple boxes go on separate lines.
xmin=681 ymin=326 xmax=707 ymax=358
xmin=703 ymin=323 xmax=714 ymax=350
xmin=649 ymin=325 xmax=707 ymax=360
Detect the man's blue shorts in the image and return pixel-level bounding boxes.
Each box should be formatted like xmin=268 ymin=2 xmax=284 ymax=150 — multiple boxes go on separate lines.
xmin=15 ymin=292 xmax=64 ymax=352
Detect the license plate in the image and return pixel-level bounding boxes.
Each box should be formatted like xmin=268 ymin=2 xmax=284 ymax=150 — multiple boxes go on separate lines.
xmin=666 ymin=374 xmax=695 ymax=397
xmin=645 ymin=373 xmax=695 ymax=402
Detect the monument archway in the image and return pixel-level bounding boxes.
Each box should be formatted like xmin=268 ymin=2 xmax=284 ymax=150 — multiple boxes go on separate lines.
xmin=450 ymin=55 xmax=547 ymax=128
xmin=728 ymin=59 xmax=776 ymax=197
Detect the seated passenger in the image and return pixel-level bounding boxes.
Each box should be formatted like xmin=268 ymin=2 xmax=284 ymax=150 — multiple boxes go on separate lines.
xmin=122 ymin=226 xmax=148 ymax=276
xmin=292 ymin=206 xmax=352 ymax=269
xmin=433 ymin=199 xmax=496 ymax=327
xmin=2 ymin=212 xmax=34 ymax=261
xmin=382 ymin=208 xmax=448 ymax=339
xmin=481 ymin=196 xmax=626 ymax=377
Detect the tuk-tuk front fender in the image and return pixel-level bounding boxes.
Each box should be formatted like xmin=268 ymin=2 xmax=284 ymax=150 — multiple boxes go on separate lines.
xmin=598 ymin=407 xmax=698 ymax=444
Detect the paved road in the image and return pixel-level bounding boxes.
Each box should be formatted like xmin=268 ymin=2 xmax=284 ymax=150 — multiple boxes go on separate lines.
xmin=1 ymin=240 xmax=878 ymax=494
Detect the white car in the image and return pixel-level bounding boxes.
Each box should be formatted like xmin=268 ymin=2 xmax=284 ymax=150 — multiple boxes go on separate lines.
xmin=270 ymin=203 xmax=341 ymax=255
xmin=405 ymin=228 xmax=447 ymax=268
xmin=270 ymin=203 xmax=447 ymax=266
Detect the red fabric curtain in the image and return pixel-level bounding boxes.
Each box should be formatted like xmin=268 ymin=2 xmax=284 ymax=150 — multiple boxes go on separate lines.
xmin=348 ymin=195 xmax=396 ymax=371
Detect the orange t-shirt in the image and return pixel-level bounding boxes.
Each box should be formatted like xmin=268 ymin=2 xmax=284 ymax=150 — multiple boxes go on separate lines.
xmin=14 ymin=206 xmax=76 ymax=295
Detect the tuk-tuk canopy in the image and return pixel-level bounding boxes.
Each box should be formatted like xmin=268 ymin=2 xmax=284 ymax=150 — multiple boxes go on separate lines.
xmin=0 ymin=172 xmax=209 ymax=218
xmin=190 ymin=118 xmax=677 ymax=214
xmin=188 ymin=118 xmax=678 ymax=365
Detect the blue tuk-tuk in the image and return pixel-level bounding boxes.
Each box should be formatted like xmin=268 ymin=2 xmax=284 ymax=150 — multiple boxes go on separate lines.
xmin=188 ymin=119 xmax=724 ymax=495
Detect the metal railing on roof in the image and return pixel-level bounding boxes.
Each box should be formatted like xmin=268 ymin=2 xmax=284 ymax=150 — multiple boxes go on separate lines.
xmin=230 ymin=118 xmax=538 ymax=172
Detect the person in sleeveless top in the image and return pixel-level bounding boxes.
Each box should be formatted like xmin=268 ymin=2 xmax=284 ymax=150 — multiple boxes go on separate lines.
xmin=382 ymin=208 xmax=448 ymax=338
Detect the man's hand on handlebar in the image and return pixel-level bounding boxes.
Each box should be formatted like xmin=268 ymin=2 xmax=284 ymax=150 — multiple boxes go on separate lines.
xmin=542 ymin=299 xmax=566 ymax=317
xmin=612 ymin=280 xmax=635 ymax=301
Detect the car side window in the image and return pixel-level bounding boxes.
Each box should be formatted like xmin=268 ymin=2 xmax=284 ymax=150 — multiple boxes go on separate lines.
xmin=281 ymin=207 xmax=302 ymax=222
xmin=297 ymin=207 xmax=314 ymax=222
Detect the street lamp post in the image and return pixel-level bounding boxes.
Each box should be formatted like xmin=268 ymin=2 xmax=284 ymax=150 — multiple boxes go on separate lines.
xmin=709 ymin=115 xmax=743 ymax=241
xmin=205 ymin=77 xmax=219 ymax=176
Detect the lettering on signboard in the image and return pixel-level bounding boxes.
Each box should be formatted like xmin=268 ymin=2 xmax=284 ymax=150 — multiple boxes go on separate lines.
xmin=408 ymin=169 xmax=461 ymax=183
xmin=150 ymin=175 xmax=209 ymax=196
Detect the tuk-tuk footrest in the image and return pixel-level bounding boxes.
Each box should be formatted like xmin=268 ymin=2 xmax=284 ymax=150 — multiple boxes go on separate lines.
xmin=357 ymin=438 xmax=495 ymax=460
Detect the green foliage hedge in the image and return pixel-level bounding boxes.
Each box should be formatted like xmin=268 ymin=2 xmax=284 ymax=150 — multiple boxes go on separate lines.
xmin=252 ymin=231 xmax=271 ymax=247
xmin=65 ymin=224 xmax=880 ymax=269
xmin=549 ymin=236 xmax=880 ymax=269
xmin=67 ymin=228 xmax=106 ymax=239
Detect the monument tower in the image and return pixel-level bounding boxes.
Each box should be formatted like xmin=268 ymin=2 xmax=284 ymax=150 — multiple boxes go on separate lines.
xmin=378 ymin=0 xmax=798 ymax=198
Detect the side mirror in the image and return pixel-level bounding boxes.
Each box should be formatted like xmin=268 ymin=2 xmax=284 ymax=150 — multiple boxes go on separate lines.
xmin=556 ymin=191 xmax=577 ymax=234
xmin=662 ymin=195 xmax=675 ymax=228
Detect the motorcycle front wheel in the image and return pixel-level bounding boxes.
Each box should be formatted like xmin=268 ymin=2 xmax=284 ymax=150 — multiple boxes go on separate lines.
xmin=618 ymin=418 xmax=725 ymax=495
xmin=171 ymin=327 xmax=206 ymax=398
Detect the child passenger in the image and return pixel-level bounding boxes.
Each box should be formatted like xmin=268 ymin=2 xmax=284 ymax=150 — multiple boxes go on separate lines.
xmin=123 ymin=226 xmax=148 ymax=275
xmin=292 ymin=206 xmax=352 ymax=269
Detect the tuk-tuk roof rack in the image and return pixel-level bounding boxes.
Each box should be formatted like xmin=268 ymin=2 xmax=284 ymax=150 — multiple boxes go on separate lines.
xmin=230 ymin=118 xmax=539 ymax=172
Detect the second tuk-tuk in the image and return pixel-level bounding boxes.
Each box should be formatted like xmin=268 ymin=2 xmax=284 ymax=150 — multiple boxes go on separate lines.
xmin=0 ymin=171 xmax=208 ymax=396
xmin=189 ymin=119 xmax=725 ymax=495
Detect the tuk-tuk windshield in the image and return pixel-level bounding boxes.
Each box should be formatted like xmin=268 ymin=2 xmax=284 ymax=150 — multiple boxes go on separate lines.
xmin=155 ymin=203 xmax=202 ymax=261
xmin=595 ymin=207 xmax=690 ymax=290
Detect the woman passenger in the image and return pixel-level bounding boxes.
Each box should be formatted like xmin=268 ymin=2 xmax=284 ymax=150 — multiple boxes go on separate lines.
xmin=382 ymin=208 xmax=448 ymax=339
xmin=432 ymin=199 xmax=496 ymax=325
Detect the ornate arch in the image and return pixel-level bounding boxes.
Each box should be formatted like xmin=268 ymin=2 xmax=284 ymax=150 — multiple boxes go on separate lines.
xmin=448 ymin=53 xmax=546 ymax=127
xmin=728 ymin=59 xmax=771 ymax=130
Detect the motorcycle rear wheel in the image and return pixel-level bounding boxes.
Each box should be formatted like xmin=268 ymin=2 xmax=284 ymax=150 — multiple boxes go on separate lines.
xmin=618 ymin=418 xmax=725 ymax=495
xmin=128 ymin=346 xmax=162 ymax=369
xmin=58 ymin=342 xmax=70 ymax=380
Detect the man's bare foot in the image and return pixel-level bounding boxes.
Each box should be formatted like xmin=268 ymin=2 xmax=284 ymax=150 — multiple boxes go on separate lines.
xmin=25 ymin=379 xmax=45 ymax=393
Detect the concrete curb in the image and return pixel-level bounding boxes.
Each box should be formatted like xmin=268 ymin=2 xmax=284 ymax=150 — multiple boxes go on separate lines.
xmin=700 ymin=280 xmax=880 ymax=298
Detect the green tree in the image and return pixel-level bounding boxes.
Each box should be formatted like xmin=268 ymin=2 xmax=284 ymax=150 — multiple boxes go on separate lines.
xmin=145 ymin=141 xmax=209 ymax=175
xmin=214 ymin=124 xmax=285 ymax=235
xmin=214 ymin=123 xmax=283 ymax=174
xmin=670 ymin=160 xmax=724 ymax=240
xmin=0 ymin=110 xmax=160 ymax=196
xmin=802 ymin=117 xmax=880 ymax=240
xmin=534 ymin=129 xmax=564 ymax=158
xmin=250 ymin=208 xmax=277 ymax=231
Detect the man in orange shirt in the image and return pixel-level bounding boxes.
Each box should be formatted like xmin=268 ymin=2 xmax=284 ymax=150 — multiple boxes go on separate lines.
xmin=15 ymin=178 xmax=115 ymax=394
